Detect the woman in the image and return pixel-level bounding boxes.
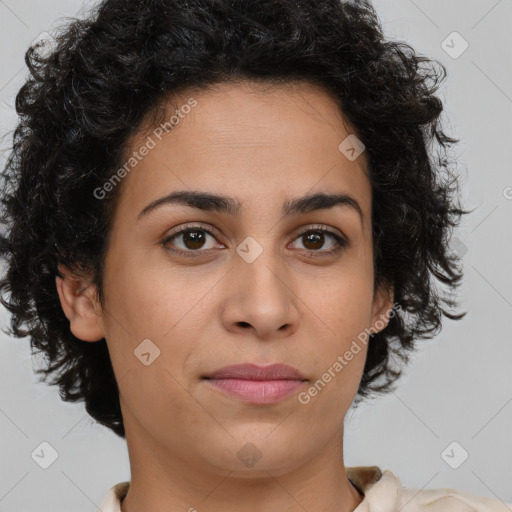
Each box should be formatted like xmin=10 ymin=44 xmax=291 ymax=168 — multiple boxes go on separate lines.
xmin=0 ymin=0 xmax=508 ymax=511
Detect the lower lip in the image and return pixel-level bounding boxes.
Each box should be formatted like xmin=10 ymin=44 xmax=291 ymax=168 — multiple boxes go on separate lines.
xmin=204 ymin=378 xmax=306 ymax=404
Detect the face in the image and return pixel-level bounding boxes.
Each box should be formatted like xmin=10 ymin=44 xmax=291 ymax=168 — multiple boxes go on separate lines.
xmin=57 ymin=80 xmax=393 ymax=479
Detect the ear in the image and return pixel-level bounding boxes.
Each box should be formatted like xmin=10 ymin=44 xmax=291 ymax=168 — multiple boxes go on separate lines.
xmin=55 ymin=263 xmax=105 ymax=342
xmin=370 ymin=280 xmax=394 ymax=335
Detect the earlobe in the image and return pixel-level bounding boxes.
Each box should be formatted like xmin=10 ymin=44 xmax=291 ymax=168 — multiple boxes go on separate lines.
xmin=55 ymin=264 xmax=105 ymax=342
xmin=370 ymin=282 xmax=395 ymax=335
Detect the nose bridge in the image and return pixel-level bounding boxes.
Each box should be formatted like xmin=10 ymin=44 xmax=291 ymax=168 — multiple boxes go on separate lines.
xmin=231 ymin=233 xmax=296 ymax=324
xmin=235 ymin=233 xmax=287 ymax=293
xmin=216 ymin=216 xmax=304 ymax=339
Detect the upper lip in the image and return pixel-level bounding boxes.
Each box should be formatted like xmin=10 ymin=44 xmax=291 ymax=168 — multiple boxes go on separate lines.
xmin=203 ymin=363 xmax=307 ymax=381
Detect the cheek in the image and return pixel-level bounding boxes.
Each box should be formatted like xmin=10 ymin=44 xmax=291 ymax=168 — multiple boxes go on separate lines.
xmin=116 ymin=355 xmax=209 ymax=449
xmin=299 ymin=289 xmax=370 ymax=421
xmin=299 ymin=264 xmax=373 ymax=392
xmin=306 ymin=262 xmax=375 ymax=335
xmin=103 ymin=246 xmax=213 ymax=339
xmin=99 ymin=252 xmax=208 ymax=388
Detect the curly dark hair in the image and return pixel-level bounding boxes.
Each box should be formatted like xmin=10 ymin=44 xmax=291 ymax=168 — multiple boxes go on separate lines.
xmin=0 ymin=0 xmax=470 ymax=439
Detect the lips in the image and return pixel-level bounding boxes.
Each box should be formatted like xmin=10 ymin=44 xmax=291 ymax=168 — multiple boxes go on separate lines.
xmin=202 ymin=363 xmax=308 ymax=404
xmin=203 ymin=363 xmax=307 ymax=381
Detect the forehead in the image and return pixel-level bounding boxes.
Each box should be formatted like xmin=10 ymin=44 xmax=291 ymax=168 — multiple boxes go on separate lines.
xmin=143 ymin=79 xmax=359 ymax=152
xmin=114 ymin=79 xmax=371 ymax=226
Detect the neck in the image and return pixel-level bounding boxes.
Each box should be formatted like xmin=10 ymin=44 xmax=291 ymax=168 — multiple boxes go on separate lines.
xmin=120 ymin=421 xmax=364 ymax=512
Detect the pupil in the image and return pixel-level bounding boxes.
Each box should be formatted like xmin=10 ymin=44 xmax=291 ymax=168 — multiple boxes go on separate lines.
xmin=304 ymin=232 xmax=324 ymax=250
xmin=184 ymin=230 xmax=205 ymax=249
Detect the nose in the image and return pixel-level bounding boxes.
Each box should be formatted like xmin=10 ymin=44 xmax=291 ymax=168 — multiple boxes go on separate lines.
xmin=220 ymin=244 xmax=300 ymax=340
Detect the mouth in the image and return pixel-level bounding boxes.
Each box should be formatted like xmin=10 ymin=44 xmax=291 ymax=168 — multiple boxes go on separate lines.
xmin=203 ymin=377 xmax=307 ymax=404
xmin=202 ymin=362 xmax=307 ymax=381
xmin=202 ymin=363 xmax=308 ymax=404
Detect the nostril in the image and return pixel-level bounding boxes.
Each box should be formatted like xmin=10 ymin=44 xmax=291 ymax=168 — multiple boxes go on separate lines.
xmin=238 ymin=321 xmax=251 ymax=328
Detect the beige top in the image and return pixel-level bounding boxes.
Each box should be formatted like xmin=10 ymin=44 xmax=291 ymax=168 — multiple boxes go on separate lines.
xmin=95 ymin=466 xmax=511 ymax=511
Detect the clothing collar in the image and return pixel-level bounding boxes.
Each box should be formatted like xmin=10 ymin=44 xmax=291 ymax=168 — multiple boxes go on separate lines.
xmin=96 ymin=466 xmax=399 ymax=512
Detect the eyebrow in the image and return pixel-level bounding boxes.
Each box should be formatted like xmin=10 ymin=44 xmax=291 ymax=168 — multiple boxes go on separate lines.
xmin=137 ymin=190 xmax=363 ymax=224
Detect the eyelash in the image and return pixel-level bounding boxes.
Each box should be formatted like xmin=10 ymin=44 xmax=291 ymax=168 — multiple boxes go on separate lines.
xmin=161 ymin=223 xmax=347 ymax=259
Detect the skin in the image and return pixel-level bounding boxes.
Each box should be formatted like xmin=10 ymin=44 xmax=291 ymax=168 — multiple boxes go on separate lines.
xmin=56 ymin=80 xmax=394 ymax=512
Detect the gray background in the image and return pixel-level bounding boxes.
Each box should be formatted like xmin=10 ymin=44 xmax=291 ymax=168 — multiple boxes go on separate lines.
xmin=1 ymin=0 xmax=511 ymax=510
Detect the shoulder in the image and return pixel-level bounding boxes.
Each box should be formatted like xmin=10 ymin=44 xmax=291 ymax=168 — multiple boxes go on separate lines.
xmin=95 ymin=481 xmax=130 ymax=512
xmin=347 ymin=466 xmax=511 ymax=512
xmin=399 ymin=483 xmax=511 ymax=511
xmin=385 ymin=470 xmax=512 ymax=512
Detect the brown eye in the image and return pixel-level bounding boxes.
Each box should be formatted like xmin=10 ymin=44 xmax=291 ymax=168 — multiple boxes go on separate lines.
xmin=162 ymin=225 xmax=222 ymax=256
xmin=161 ymin=223 xmax=346 ymax=259
xmin=291 ymin=227 xmax=347 ymax=257
xmin=180 ymin=229 xmax=208 ymax=250
xmin=302 ymin=232 xmax=325 ymax=250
